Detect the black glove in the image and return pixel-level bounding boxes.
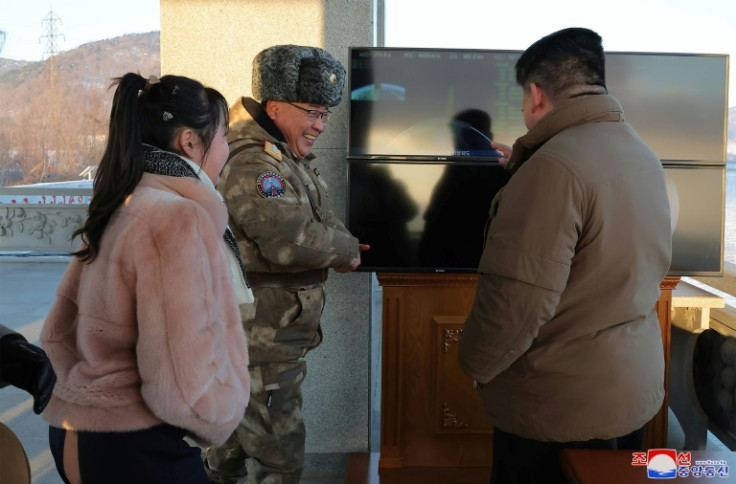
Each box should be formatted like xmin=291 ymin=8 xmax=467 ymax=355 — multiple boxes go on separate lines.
xmin=0 ymin=332 xmax=56 ymax=414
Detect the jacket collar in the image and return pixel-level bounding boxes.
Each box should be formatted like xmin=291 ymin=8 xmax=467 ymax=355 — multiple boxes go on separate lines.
xmin=506 ymin=94 xmax=625 ymax=174
xmin=137 ymin=153 xmax=228 ymax=236
xmin=228 ymin=97 xmax=315 ymax=163
xmin=240 ymin=97 xmax=285 ymax=142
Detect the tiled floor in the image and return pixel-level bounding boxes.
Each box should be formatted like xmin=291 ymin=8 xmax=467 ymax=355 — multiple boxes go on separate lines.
xmin=667 ymin=407 xmax=730 ymax=451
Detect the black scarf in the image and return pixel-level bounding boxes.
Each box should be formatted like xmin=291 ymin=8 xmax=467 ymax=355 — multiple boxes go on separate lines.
xmin=142 ymin=145 xmax=250 ymax=289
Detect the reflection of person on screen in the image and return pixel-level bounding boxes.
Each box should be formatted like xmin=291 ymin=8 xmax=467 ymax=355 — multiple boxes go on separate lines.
xmin=349 ymin=163 xmax=418 ymax=267
xmin=450 ymin=109 xmax=504 ymax=158
xmin=418 ymin=109 xmax=510 ymax=268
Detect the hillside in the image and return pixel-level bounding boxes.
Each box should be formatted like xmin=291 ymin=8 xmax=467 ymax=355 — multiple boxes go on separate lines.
xmin=0 ymin=31 xmax=160 ymax=113
xmin=0 ymin=32 xmax=160 ymax=185
xmin=0 ymin=31 xmax=159 ymax=86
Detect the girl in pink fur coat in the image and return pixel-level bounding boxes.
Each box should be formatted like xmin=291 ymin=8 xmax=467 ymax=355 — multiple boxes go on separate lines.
xmin=40 ymin=73 xmax=252 ymax=484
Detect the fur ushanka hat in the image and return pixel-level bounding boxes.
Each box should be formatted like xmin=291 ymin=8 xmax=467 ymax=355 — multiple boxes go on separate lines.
xmin=252 ymin=44 xmax=345 ymax=107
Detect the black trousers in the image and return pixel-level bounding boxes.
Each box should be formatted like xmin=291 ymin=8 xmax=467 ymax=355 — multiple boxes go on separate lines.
xmin=49 ymin=424 xmax=208 ymax=484
xmin=490 ymin=425 xmax=646 ymax=484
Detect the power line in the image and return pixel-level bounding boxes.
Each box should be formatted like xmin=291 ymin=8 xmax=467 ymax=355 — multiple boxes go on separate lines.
xmin=40 ymin=10 xmax=64 ymax=60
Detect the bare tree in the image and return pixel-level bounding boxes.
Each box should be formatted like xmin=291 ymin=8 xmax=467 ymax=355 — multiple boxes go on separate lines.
xmin=0 ymin=32 xmax=160 ymax=186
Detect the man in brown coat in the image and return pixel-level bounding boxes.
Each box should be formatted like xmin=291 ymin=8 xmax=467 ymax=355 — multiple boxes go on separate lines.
xmin=458 ymin=28 xmax=672 ymax=484
xmin=204 ymin=45 xmax=368 ymax=484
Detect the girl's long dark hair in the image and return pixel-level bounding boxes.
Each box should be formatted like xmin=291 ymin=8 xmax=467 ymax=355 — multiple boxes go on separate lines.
xmin=72 ymin=73 xmax=228 ymax=262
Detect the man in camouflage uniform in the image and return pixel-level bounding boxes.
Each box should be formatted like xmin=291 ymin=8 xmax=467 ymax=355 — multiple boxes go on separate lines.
xmin=204 ymin=45 xmax=367 ymax=484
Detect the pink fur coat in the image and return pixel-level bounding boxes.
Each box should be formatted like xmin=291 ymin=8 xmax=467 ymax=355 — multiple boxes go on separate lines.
xmin=41 ymin=172 xmax=250 ymax=446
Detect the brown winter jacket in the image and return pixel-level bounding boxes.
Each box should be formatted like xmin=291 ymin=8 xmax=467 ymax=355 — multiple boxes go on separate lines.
xmin=222 ymin=97 xmax=359 ymax=273
xmin=458 ymin=94 xmax=672 ymax=442
xmin=218 ymin=97 xmax=359 ymax=376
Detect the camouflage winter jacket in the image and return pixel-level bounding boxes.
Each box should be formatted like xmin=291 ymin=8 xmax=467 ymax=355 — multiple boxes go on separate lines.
xmin=219 ymin=97 xmax=358 ymax=277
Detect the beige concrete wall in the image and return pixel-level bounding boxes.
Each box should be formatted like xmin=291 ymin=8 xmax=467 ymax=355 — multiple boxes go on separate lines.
xmin=160 ymin=0 xmax=376 ymax=476
xmin=160 ymin=0 xmax=368 ymax=106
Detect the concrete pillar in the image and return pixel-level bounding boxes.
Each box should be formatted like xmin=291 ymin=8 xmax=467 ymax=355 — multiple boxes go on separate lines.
xmin=160 ymin=0 xmax=377 ymax=477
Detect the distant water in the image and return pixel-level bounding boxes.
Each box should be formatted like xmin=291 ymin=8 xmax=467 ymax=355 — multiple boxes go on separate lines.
xmin=726 ymin=163 xmax=735 ymax=265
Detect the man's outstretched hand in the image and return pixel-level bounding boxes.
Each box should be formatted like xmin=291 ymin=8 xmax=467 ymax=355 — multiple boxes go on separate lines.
xmin=335 ymin=243 xmax=371 ymax=273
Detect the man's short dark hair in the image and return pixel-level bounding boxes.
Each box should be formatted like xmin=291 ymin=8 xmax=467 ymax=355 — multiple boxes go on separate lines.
xmin=515 ymin=27 xmax=607 ymax=102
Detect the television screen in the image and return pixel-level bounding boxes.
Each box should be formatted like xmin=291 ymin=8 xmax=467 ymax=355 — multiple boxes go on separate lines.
xmin=606 ymin=53 xmax=728 ymax=164
xmin=346 ymin=47 xmax=728 ymax=275
xmin=348 ymin=48 xmax=729 ymax=164
xmin=664 ymin=164 xmax=724 ymax=275
xmin=348 ymin=48 xmax=525 ymax=161
xmin=347 ymin=162 xmax=725 ymax=275
xmin=347 ymin=160 xmax=510 ymax=272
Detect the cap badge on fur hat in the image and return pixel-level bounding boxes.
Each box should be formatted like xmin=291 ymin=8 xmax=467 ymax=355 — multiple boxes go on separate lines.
xmin=252 ymin=44 xmax=346 ymax=107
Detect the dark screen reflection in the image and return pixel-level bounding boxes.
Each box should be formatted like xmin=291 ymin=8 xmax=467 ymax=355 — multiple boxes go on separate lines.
xmin=348 ymin=159 xmax=510 ymax=272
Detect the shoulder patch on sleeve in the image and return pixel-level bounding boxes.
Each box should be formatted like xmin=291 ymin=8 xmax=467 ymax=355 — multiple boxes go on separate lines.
xmin=263 ymin=141 xmax=283 ymax=162
xmin=257 ymin=172 xmax=286 ymax=198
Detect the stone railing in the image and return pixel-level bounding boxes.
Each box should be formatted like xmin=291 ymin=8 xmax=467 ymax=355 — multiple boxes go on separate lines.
xmin=0 ymin=184 xmax=91 ymax=252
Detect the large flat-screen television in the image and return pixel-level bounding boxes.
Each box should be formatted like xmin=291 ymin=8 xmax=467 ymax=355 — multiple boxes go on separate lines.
xmin=348 ymin=48 xmax=729 ymax=164
xmin=348 ymin=160 xmax=510 ymax=272
xmin=346 ymin=47 xmax=729 ymax=274
xmin=347 ymin=161 xmax=725 ymax=275
xmin=664 ymin=164 xmax=725 ymax=276
xmin=348 ymin=48 xmax=524 ymax=162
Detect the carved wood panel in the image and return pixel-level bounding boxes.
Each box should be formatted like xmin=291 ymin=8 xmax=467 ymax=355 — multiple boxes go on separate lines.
xmin=378 ymin=273 xmax=678 ymax=477
xmin=434 ymin=317 xmax=493 ymax=435
xmin=378 ymin=273 xmax=493 ymax=473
